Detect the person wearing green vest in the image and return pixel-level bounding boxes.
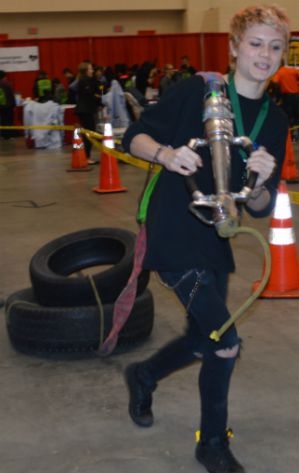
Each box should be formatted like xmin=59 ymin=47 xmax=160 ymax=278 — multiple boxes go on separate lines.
xmin=0 ymin=70 xmax=16 ymax=139
xmin=122 ymin=5 xmax=290 ymax=473
xmin=33 ymin=71 xmax=52 ymax=101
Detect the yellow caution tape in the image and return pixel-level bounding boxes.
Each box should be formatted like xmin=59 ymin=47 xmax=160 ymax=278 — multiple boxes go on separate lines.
xmin=83 ymin=129 xmax=161 ymax=173
xmin=81 ymin=128 xmax=122 ymax=145
xmin=289 ymin=191 xmax=299 ymax=205
xmin=0 ymin=125 xmax=75 ymax=131
xmin=0 ymin=125 xmax=160 ymax=173
xmin=2 ymin=125 xmax=296 ymax=201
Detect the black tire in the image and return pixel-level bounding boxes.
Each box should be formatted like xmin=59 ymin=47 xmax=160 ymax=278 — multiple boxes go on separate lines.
xmin=29 ymin=227 xmax=149 ymax=307
xmin=5 ymin=288 xmax=154 ymax=357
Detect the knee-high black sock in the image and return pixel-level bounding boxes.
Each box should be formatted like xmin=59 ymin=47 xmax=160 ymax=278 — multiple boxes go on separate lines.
xmin=199 ymin=351 xmax=237 ymax=441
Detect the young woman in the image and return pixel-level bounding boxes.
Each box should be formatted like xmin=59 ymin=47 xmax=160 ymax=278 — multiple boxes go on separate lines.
xmin=122 ymin=5 xmax=290 ymax=473
xmin=75 ymin=62 xmax=100 ymax=164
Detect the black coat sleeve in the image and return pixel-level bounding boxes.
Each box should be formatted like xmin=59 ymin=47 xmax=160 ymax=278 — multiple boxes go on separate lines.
xmin=122 ymin=75 xmax=205 ymax=152
xmin=245 ymin=105 xmax=289 ymax=219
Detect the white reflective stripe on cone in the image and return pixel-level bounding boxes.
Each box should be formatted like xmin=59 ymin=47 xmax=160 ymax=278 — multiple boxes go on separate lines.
xmin=273 ymin=193 xmax=292 ymax=219
xmin=73 ymin=142 xmax=84 ymax=149
xmin=103 ymin=123 xmax=114 ymax=149
xmin=269 ymin=227 xmax=296 ymax=245
xmin=74 ymin=128 xmax=81 ymax=140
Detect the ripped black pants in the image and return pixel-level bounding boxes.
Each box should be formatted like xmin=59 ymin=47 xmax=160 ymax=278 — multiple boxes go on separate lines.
xmin=138 ymin=268 xmax=240 ymax=441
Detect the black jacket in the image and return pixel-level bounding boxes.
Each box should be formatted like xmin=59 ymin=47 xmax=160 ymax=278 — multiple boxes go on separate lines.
xmin=75 ymin=77 xmax=99 ymax=115
xmin=123 ymin=75 xmax=288 ymax=272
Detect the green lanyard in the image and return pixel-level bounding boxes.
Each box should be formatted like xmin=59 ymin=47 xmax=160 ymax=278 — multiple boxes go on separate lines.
xmin=228 ymin=73 xmax=269 ymax=163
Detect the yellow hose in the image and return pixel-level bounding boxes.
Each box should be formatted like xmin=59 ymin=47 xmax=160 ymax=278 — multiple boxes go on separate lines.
xmin=209 ymin=226 xmax=271 ymax=342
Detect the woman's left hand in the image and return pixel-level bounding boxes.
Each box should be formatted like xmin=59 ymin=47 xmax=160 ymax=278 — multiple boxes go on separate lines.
xmin=246 ymin=146 xmax=276 ymax=187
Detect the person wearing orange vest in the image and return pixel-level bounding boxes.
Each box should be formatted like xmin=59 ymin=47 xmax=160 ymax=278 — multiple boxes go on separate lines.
xmin=271 ymin=62 xmax=299 ymax=139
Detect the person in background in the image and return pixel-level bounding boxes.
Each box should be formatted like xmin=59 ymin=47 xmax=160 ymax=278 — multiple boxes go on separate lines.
xmin=127 ymin=64 xmax=139 ymax=89
xmin=115 ymin=63 xmax=136 ymax=91
xmin=69 ymin=61 xmax=93 ymax=103
xmin=135 ymin=61 xmax=158 ymax=97
xmin=271 ymin=60 xmax=299 ymax=140
xmin=33 ymin=70 xmax=52 ymax=100
xmin=0 ymin=70 xmax=16 ymax=139
xmin=122 ymin=5 xmax=290 ymax=473
xmin=104 ymin=66 xmax=115 ymax=91
xmin=159 ymin=63 xmax=176 ymax=96
xmin=52 ymin=78 xmax=67 ymax=105
xmin=75 ymin=61 xmax=101 ymax=164
xmin=179 ymin=54 xmax=196 ymax=79
xmin=62 ymin=68 xmax=77 ymax=104
xmin=62 ymin=67 xmax=75 ymax=86
xmin=94 ymin=66 xmax=107 ymax=95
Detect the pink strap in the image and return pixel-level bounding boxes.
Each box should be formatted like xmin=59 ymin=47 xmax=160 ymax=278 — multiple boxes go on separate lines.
xmin=100 ymin=224 xmax=147 ymax=355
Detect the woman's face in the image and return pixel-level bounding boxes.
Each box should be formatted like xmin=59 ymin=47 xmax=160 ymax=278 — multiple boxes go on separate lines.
xmin=231 ymin=24 xmax=285 ymax=83
xmin=87 ymin=64 xmax=94 ymax=77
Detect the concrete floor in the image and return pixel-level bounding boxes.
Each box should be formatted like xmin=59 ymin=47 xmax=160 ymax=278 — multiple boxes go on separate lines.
xmin=0 ymin=137 xmax=298 ymax=473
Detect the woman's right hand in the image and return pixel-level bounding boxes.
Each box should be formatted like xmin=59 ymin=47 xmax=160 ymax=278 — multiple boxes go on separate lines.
xmin=157 ymin=145 xmax=202 ymax=176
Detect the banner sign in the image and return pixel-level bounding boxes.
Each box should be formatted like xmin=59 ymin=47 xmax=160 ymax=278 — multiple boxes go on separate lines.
xmin=288 ymin=37 xmax=299 ymax=68
xmin=0 ymin=46 xmax=39 ymax=72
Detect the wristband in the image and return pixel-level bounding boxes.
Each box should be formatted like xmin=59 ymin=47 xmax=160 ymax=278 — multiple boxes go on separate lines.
xmin=153 ymin=145 xmax=165 ymax=164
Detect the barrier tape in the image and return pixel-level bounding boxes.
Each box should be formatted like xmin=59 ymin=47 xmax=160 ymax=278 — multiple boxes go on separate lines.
xmin=0 ymin=124 xmax=154 ymax=171
xmin=1 ymin=123 xmax=298 ymax=134
xmin=289 ymin=191 xmax=299 ymax=205
xmin=0 ymin=125 xmax=123 ymax=144
xmin=83 ymin=129 xmax=161 ymax=173
xmin=80 ymin=128 xmax=122 ymax=145
xmin=0 ymin=125 xmax=75 ymax=131
xmin=0 ymin=125 xmax=297 ymax=184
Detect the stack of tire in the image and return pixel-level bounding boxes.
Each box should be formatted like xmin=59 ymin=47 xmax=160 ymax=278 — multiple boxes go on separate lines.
xmin=5 ymin=228 xmax=154 ymax=358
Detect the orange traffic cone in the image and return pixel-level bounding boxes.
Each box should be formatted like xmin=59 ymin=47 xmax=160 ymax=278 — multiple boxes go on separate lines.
xmin=252 ymin=181 xmax=299 ymax=298
xmin=67 ymin=128 xmax=92 ymax=172
xmin=280 ymin=129 xmax=299 ymax=183
xmin=93 ymin=122 xmax=127 ymax=193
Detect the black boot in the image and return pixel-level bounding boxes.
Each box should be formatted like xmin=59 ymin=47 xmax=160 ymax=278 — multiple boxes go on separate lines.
xmin=124 ymin=334 xmax=201 ymax=427
xmin=195 ymin=436 xmax=246 ymax=473
xmin=124 ymin=362 xmax=156 ymax=427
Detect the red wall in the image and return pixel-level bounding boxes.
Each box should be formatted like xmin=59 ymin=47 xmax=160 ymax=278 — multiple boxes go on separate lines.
xmin=0 ymin=33 xmax=229 ymax=97
xmin=3 ymin=31 xmax=298 ymax=98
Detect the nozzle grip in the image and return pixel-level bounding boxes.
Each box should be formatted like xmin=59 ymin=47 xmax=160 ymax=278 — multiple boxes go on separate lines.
xmin=246 ymin=140 xmax=260 ymax=189
xmin=185 ymin=175 xmax=199 ymax=194
xmin=246 ymin=170 xmax=259 ymax=190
